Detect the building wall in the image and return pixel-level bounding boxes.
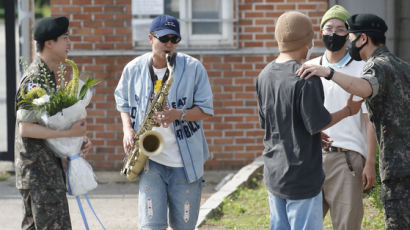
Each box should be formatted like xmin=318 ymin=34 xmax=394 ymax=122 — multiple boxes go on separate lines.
xmin=49 ymin=0 xmax=328 ymax=170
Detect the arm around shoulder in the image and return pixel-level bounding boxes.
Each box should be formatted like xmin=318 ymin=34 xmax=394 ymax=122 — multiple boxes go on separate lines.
xmin=332 ymin=71 xmax=373 ymax=98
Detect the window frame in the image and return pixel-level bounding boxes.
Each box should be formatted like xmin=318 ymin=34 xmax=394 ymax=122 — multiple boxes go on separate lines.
xmin=131 ymin=0 xmax=234 ymax=48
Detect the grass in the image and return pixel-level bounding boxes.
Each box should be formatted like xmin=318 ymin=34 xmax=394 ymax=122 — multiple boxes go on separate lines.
xmin=201 ymin=178 xmax=385 ymax=230
xmin=202 ymin=178 xmax=270 ymax=229
xmin=0 ymin=171 xmax=11 ymax=181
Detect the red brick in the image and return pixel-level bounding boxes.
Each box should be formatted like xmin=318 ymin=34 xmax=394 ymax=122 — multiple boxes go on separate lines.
xmin=226 ymin=131 xmax=244 ymax=137
xmin=239 ymin=19 xmax=253 ymax=26
xmin=255 ymin=19 xmax=274 ymax=25
xmin=244 ymin=27 xmax=264 ymax=33
xmin=72 ymin=28 xmax=92 ymax=34
xmin=88 ymin=110 xmax=105 ymax=116
xmin=308 ymin=11 xmax=326 ymax=17
xmin=204 ymin=131 xmax=223 ymax=137
xmin=224 ymin=71 xmax=243 ymax=77
xmin=116 ymin=43 xmax=133 ymax=49
xmin=72 ymin=0 xmax=91 ymax=4
xmin=95 ymin=14 xmax=114 ymax=20
xmin=94 ymin=0 xmax=114 ymax=4
xmin=245 ymin=12 xmax=264 ymax=18
xmin=256 ymin=34 xmax=274 ymax=40
xmin=73 ymin=14 xmax=92 ymax=20
xmin=246 ymin=145 xmax=264 ymax=151
xmin=105 ymin=6 xmax=125 ymax=13
xmin=73 ymin=43 xmax=93 ymax=49
xmin=244 ymin=41 xmax=263 ymax=47
xmin=255 ymin=4 xmax=274 ymax=10
xmin=298 ymin=4 xmax=317 ymax=10
xmin=247 ymin=130 xmax=265 ymax=136
xmin=235 ymin=107 xmax=255 ymax=113
xmin=84 ymin=65 xmax=105 ymax=72
xmin=225 ymin=145 xmax=244 ymax=151
xmin=214 ymin=108 xmax=233 ymax=114
xmin=224 ymin=100 xmax=243 ymax=107
xmin=235 ymin=123 xmax=254 ymax=129
xmin=235 ymin=153 xmax=256 ymax=159
xmin=51 ymin=0 xmax=70 ymax=4
xmin=276 ymin=4 xmax=296 ymax=10
xmin=84 ymin=6 xmax=103 ymax=13
xmin=96 ymin=132 xmax=115 ymax=138
xmin=213 ymin=63 xmax=232 ymax=70
xmin=84 ymin=35 xmax=103 ymax=42
xmin=225 ymin=116 xmax=244 ymax=122
xmin=214 ymin=139 xmax=234 ymax=145
xmin=63 ymin=6 xmax=82 ymax=13
xmin=239 ymin=5 xmax=252 ymax=11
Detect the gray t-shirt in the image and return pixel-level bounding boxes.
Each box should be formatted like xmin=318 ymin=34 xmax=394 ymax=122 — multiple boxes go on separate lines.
xmin=256 ymin=60 xmax=331 ymax=200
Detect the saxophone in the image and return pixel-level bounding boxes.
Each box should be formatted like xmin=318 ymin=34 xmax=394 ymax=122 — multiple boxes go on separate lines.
xmin=121 ymin=52 xmax=175 ymax=181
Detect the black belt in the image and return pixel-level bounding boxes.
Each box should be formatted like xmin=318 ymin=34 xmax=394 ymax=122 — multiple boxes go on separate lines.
xmin=324 ymin=146 xmax=349 ymax=152
xmin=323 ymin=146 xmax=355 ymax=176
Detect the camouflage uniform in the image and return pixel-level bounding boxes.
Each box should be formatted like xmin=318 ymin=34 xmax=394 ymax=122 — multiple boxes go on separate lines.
xmin=15 ymin=56 xmax=71 ymax=229
xmin=361 ymin=46 xmax=410 ymax=229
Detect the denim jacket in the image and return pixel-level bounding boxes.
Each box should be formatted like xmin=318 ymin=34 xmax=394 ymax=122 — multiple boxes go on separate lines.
xmin=114 ymin=52 xmax=214 ymax=183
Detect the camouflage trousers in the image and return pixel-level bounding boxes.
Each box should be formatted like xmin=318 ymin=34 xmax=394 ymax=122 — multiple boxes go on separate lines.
xmin=381 ymin=176 xmax=410 ymax=230
xmin=19 ymin=188 xmax=71 ymax=230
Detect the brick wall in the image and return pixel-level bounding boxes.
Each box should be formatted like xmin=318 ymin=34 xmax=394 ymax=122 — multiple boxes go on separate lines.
xmin=50 ymin=0 xmax=328 ymax=170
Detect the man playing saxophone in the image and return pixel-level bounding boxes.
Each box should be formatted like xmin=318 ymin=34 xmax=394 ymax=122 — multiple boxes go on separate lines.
xmin=114 ymin=15 xmax=214 ymax=230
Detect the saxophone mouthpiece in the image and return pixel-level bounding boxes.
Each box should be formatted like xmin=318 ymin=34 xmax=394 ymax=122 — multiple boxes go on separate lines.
xmin=165 ymin=51 xmax=171 ymax=63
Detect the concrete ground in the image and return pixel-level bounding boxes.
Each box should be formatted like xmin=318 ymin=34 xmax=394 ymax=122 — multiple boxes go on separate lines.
xmin=0 ymin=169 xmax=236 ymax=230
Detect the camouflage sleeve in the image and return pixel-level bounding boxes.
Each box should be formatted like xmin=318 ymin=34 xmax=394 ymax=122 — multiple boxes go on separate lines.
xmin=361 ymin=60 xmax=384 ymax=100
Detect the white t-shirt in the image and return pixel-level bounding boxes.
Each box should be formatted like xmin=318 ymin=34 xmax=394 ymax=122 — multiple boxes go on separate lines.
xmin=306 ymin=52 xmax=369 ymax=158
xmin=148 ymin=66 xmax=183 ymax=167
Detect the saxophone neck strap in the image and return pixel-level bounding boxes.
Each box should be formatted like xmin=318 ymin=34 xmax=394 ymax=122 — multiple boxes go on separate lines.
xmin=148 ymin=52 xmax=177 ymax=86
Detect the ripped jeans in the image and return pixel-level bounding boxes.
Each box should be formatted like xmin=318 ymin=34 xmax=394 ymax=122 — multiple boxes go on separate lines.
xmin=138 ymin=160 xmax=204 ymax=230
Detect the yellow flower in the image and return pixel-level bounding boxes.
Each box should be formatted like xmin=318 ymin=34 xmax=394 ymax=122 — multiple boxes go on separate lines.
xmin=21 ymin=87 xmax=47 ymax=100
xmin=64 ymin=59 xmax=79 ymax=97
xmin=154 ymin=80 xmax=162 ymax=93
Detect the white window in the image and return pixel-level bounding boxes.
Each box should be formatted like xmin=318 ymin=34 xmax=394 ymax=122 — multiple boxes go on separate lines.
xmin=132 ymin=0 xmax=234 ymax=47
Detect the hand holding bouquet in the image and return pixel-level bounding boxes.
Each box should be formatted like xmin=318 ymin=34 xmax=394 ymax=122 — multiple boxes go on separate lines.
xmin=17 ymin=59 xmax=100 ymax=196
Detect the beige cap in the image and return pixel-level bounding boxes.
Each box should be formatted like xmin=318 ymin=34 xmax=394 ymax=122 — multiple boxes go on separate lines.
xmin=275 ymin=11 xmax=314 ymax=52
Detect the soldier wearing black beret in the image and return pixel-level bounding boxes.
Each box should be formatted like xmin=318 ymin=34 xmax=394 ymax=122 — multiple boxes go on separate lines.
xmin=15 ymin=16 xmax=92 ymax=229
xmin=297 ymin=13 xmax=410 ymax=230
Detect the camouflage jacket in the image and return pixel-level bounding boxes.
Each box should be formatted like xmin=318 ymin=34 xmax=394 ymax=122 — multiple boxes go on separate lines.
xmin=361 ymin=46 xmax=410 ymax=182
xmin=15 ymin=56 xmax=66 ymax=190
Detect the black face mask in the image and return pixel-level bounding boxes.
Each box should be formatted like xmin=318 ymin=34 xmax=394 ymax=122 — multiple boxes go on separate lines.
xmin=347 ymin=35 xmax=368 ymax=61
xmin=322 ymin=33 xmax=347 ymax=52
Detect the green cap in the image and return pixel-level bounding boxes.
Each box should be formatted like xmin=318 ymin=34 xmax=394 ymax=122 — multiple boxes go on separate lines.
xmin=347 ymin=14 xmax=387 ymax=34
xmin=34 ymin=16 xmax=69 ymax=42
xmin=320 ymin=5 xmax=350 ymax=29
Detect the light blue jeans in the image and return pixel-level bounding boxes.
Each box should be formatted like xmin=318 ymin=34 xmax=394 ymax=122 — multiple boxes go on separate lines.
xmin=138 ymin=160 xmax=203 ymax=230
xmin=268 ymin=191 xmax=323 ymax=230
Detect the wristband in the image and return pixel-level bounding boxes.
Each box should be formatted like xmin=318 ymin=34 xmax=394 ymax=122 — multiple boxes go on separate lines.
xmin=180 ymin=108 xmax=187 ymax=121
xmin=325 ymin=67 xmax=335 ymax=80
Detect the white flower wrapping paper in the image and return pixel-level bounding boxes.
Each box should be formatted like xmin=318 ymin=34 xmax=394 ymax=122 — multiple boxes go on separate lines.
xmin=41 ymin=89 xmax=98 ymax=196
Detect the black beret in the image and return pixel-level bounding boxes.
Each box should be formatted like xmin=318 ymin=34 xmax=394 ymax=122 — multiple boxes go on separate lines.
xmin=347 ymin=14 xmax=387 ymax=34
xmin=34 ymin=16 xmax=69 ymax=42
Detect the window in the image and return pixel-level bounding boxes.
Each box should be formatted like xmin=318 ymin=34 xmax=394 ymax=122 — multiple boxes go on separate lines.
xmin=132 ymin=0 xmax=234 ymax=47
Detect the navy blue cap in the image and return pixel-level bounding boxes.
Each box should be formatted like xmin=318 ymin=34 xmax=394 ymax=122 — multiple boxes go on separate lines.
xmin=34 ymin=16 xmax=69 ymax=42
xmin=150 ymin=15 xmax=181 ymax=38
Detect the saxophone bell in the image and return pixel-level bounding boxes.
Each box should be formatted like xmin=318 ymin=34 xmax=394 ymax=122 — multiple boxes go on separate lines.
xmin=139 ymin=130 xmax=164 ymax=156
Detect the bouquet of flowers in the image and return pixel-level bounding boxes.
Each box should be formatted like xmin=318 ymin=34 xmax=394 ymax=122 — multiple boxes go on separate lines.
xmin=17 ymin=59 xmax=100 ymax=196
